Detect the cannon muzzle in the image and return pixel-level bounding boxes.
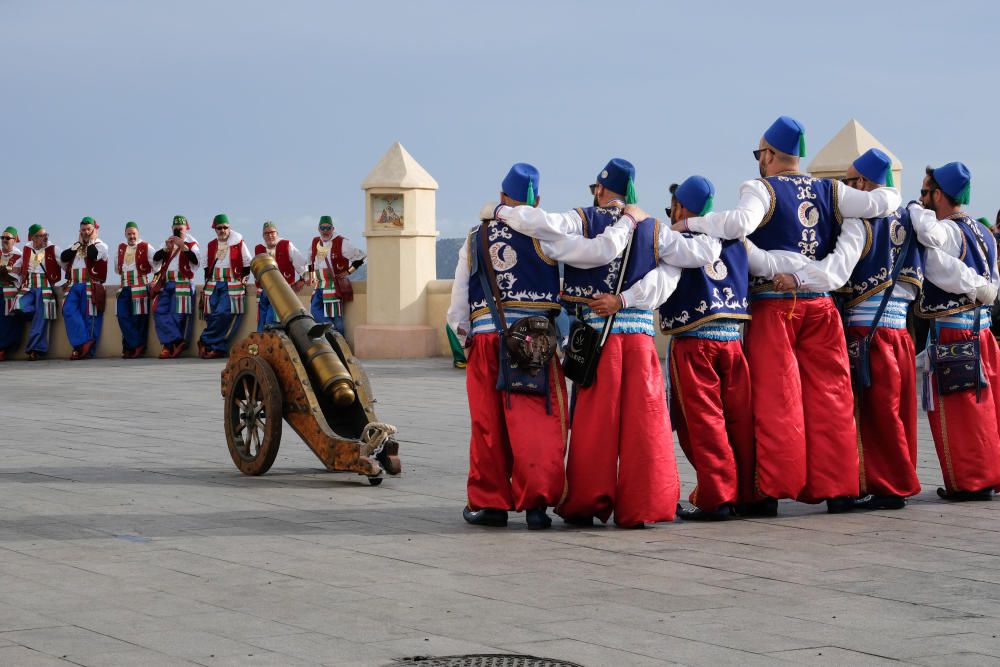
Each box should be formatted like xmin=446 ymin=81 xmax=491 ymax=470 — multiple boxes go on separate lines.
xmin=251 ymin=254 xmax=356 ymax=406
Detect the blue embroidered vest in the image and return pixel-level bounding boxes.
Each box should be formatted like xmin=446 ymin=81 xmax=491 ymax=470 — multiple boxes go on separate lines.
xmin=747 ymin=173 xmax=842 ymax=292
xmin=659 ymin=237 xmax=750 ymax=334
xmin=467 ymin=220 xmax=561 ymax=321
xmin=918 ymin=213 xmax=997 ymax=319
xmin=842 ymin=207 xmax=924 ymax=308
xmin=561 ymin=205 xmax=659 ymax=307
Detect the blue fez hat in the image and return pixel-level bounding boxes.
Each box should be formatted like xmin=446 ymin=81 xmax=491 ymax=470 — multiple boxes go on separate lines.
xmin=597 ymin=158 xmax=638 ymax=204
xmin=501 ymin=162 xmax=539 ymax=205
xmin=673 ymin=175 xmax=715 ymax=216
xmin=853 ymin=148 xmax=894 ymax=187
xmin=931 ymin=161 xmax=971 ymax=205
xmin=764 ymin=115 xmax=806 ymax=157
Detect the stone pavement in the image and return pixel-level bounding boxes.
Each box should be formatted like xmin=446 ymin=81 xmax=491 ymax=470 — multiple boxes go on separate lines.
xmin=1 ymin=358 xmax=1000 ymax=667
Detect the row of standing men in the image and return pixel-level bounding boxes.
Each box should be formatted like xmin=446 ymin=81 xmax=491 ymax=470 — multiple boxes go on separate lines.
xmin=447 ymin=114 xmax=1000 ymax=530
xmin=0 ymin=215 xmax=366 ymax=361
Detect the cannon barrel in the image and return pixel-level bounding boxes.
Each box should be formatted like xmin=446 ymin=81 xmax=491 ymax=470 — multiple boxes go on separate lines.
xmin=250 ymin=254 xmax=356 ymax=407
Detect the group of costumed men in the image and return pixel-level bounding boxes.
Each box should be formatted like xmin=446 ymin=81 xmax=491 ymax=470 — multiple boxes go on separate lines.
xmin=0 ymin=214 xmax=365 ymax=361
xmin=448 ymin=114 xmax=1000 ymax=530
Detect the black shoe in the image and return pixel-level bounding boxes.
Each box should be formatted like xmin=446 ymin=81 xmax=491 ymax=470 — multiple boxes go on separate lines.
xmin=937 ymin=487 xmax=994 ymax=502
xmin=737 ymin=497 xmax=778 ymax=517
xmin=677 ymin=503 xmax=734 ymax=522
xmin=463 ymin=506 xmax=508 ymax=527
xmin=525 ymin=508 xmax=552 ymax=530
xmin=561 ymin=514 xmax=595 ymax=527
xmin=854 ymin=494 xmax=906 ymax=510
xmin=826 ymin=496 xmax=854 ymax=514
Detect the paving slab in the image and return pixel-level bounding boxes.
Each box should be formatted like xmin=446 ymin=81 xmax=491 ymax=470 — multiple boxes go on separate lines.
xmin=1 ymin=357 xmax=1000 ymax=666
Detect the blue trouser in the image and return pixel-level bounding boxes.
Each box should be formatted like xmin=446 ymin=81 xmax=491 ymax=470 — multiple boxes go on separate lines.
xmin=117 ymin=287 xmax=149 ymax=352
xmin=63 ymin=282 xmax=102 ymax=356
xmin=153 ymin=281 xmax=193 ymax=346
xmin=200 ymin=282 xmax=243 ymax=351
xmin=310 ymin=290 xmax=344 ymax=335
xmin=17 ymin=288 xmax=51 ymax=354
xmin=0 ymin=304 xmax=24 ymax=353
xmin=257 ymin=291 xmax=278 ymax=333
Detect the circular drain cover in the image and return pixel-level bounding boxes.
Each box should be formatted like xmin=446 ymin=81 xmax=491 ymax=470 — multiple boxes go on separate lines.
xmin=393 ymin=655 xmax=583 ymax=667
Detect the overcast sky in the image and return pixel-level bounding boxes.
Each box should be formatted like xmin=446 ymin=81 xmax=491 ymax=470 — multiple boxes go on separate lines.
xmin=3 ymin=0 xmax=999 ymax=248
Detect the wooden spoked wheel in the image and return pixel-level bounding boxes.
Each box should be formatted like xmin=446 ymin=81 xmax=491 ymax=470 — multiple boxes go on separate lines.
xmin=224 ymin=356 xmax=283 ymax=475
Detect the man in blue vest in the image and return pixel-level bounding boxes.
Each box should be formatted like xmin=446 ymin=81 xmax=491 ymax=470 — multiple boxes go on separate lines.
xmin=639 ymin=116 xmax=900 ymax=516
xmin=656 ymin=176 xmax=755 ymax=521
xmin=834 ymin=149 xmax=925 ymax=510
xmin=493 ymin=159 xmax=721 ymax=527
xmin=909 ymin=162 xmax=1000 ymax=501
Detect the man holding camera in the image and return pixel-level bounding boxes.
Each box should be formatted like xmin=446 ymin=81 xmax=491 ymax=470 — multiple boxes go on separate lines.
xmin=152 ymin=215 xmax=201 ymax=358
xmin=0 ymin=227 xmax=24 ymax=360
xmin=908 ymin=162 xmax=1000 ymax=501
xmin=198 ymin=214 xmax=252 ymax=359
xmin=59 ymin=216 xmax=108 ymax=360
xmin=115 ymin=221 xmax=155 ymax=358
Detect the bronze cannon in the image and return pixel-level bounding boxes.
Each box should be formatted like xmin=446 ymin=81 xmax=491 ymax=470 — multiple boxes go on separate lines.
xmin=220 ymin=254 xmax=401 ymax=484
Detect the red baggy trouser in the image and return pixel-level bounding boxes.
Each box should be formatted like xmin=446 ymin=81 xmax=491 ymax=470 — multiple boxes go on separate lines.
xmin=557 ymin=333 xmax=680 ymax=527
xmin=669 ymin=337 xmax=756 ymax=512
xmin=927 ymin=326 xmax=1000 ymax=494
xmin=847 ymin=325 xmax=921 ymax=498
xmin=465 ymin=333 xmax=568 ymax=512
xmin=745 ymin=297 xmax=859 ymax=503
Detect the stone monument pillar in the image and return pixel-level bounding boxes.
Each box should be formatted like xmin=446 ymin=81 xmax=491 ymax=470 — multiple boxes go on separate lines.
xmin=808 ymin=118 xmax=903 ymax=189
xmin=353 ymin=142 xmax=440 ymax=358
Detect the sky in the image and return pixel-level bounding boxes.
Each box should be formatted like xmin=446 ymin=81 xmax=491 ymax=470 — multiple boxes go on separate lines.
xmin=3 ymin=0 xmax=1000 ymax=249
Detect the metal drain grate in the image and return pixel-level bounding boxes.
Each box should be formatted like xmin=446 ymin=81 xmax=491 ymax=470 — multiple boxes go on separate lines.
xmin=393 ymin=655 xmax=584 ymax=667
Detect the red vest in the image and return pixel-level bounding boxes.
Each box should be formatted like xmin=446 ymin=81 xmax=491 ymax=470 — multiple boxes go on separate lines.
xmin=117 ymin=242 xmax=153 ymax=276
xmin=63 ymin=242 xmax=108 ymax=283
xmin=310 ymin=236 xmax=349 ymax=273
xmin=1 ymin=250 xmax=20 ymax=286
xmin=206 ymin=238 xmax=245 ymax=276
xmin=254 ymin=239 xmax=296 ymax=283
xmin=20 ymin=245 xmax=62 ymax=284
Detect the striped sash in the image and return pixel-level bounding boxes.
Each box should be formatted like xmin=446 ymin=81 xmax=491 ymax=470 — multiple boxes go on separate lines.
xmin=17 ymin=274 xmax=57 ymax=319
xmin=317 ymin=268 xmax=342 ymax=317
xmin=202 ymin=267 xmax=245 ymax=318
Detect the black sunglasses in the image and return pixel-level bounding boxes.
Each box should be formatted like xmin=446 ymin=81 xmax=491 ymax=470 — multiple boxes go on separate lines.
xmin=920 ymin=188 xmax=937 ymax=197
xmin=753 ymin=148 xmax=774 ymax=161
xmin=1 ymin=236 xmax=14 ymax=241
xmin=588 ymin=183 xmax=598 ymax=195
xmin=215 ymin=225 xmax=229 ymax=230
xmin=318 ymin=225 xmax=333 ymax=231
xmin=841 ymin=177 xmax=861 ymax=187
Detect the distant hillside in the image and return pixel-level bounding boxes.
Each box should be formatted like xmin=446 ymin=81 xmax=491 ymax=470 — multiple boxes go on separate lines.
xmin=350 ymin=237 xmax=465 ymax=281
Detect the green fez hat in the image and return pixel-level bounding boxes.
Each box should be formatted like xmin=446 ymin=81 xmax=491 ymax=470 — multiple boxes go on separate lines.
xmin=978 ymin=216 xmax=993 ymax=229
xmin=319 ymin=215 xmax=333 ymax=228
xmin=80 ymin=216 xmax=97 ymax=227
xmin=172 ymin=215 xmax=189 ymax=228
xmin=28 ymin=224 xmax=44 ymax=238
xmin=212 ymin=214 xmax=229 ymax=228
xmin=125 ymin=221 xmax=139 ymax=230
xmin=3 ymin=226 xmax=19 ymax=242
xmin=262 ymin=221 xmax=278 ymax=232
